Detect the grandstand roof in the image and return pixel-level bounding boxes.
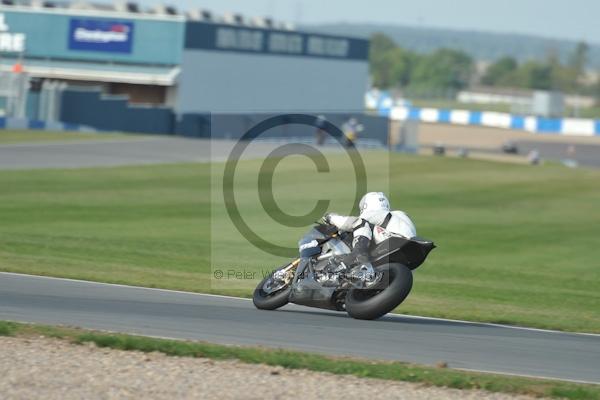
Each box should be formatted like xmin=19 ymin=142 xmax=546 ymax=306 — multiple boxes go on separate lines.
xmin=0 ymin=58 xmax=179 ymax=85
xmin=0 ymin=1 xmax=295 ymax=30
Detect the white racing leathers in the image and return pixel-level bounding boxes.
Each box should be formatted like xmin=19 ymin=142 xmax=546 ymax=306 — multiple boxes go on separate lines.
xmin=328 ymin=210 xmax=417 ymax=248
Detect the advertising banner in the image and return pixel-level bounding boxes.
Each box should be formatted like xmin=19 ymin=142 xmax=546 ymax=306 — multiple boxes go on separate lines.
xmin=68 ymin=18 xmax=134 ymax=53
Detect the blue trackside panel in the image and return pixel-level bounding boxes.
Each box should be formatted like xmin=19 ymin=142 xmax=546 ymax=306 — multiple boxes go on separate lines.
xmin=407 ymin=107 xmax=421 ymax=121
xmin=62 ymin=123 xmax=81 ymax=131
xmin=28 ymin=119 xmax=46 ymax=130
xmin=377 ymin=107 xmax=390 ymax=117
xmin=437 ymin=109 xmax=451 ymax=123
xmin=468 ymin=111 xmax=482 ymax=125
xmin=595 ymin=120 xmax=600 ymax=136
xmin=536 ymin=117 xmax=561 ymax=133
xmin=510 ymin=115 xmax=525 ymax=130
xmin=0 ymin=118 xmax=5 ymax=129
xmin=376 ymin=94 xmax=392 ymax=117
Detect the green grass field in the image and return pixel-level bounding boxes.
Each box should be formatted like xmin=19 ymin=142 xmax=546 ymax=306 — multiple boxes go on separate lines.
xmin=0 ymin=152 xmax=599 ymax=332
xmin=0 ymin=130 xmax=128 ymax=144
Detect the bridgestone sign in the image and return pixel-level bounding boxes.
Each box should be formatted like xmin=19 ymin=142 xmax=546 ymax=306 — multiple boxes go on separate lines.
xmin=74 ymin=27 xmax=129 ymax=43
xmin=0 ymin=13 xmax=26 ymax=53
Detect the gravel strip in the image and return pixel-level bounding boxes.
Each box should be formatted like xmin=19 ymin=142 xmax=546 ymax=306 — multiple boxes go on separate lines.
xmin=0 ymin=336 xmax=538 ymax=400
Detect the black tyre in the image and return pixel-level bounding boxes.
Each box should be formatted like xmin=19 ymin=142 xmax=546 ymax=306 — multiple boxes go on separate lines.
xmin=345 ymin=263 xmax=412 ymax=320
xmin=252 ymin=272 xmax=291 ymax=310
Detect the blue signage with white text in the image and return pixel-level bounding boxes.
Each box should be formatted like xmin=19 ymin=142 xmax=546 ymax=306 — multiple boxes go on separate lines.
xmin=68 ymin=18 xmax=134 ymax=53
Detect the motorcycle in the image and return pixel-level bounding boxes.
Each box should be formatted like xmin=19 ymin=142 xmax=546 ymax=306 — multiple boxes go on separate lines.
xmin=253 ymin=223 xmax=435 ymax=320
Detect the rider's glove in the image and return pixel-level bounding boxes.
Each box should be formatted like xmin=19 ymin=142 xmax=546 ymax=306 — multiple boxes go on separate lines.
xmin=318 ymin=212 xmax=332 ymax=225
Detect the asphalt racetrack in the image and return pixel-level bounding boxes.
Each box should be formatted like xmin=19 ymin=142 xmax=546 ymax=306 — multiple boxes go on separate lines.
xmin=1 ymin=136 xmax=598 ymax=170
xmin=1 ymin=273 xmax=598 ymax=384
xmin=0 ymin=137 xmax=319 ymax=169
xmin=515 ymin=140 xmax=600 ymax=168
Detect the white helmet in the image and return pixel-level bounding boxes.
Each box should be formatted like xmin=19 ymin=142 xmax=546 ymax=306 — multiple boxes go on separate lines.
xmin=359 ymin=192 xmax=390 ymax=216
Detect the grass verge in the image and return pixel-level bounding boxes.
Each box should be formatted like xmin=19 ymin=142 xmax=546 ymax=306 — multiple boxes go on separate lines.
xmin=0 ymin=320 xmax=597 ymax=400
xmin=0 ymin=129 xmax=129 ymax=144
xmin=0 ymin=153 xmax=599 ymax=332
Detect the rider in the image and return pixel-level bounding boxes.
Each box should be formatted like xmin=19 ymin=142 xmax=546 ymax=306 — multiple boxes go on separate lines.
xmin=322 ymin=192 xmax=417 ymax=267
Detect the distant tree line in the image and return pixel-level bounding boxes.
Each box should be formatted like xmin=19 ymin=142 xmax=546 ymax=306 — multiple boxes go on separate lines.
xmin=370 ymin=33 xmax=473 ymax=97
xmin=370 ymin=33 xmax=598 ymax=98
xmin=481 ymin=42 xmax=589 ymax=93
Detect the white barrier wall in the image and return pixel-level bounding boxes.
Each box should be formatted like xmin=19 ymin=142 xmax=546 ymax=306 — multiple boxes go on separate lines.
xmin=382 ymin=106 xmax=600 ymax=137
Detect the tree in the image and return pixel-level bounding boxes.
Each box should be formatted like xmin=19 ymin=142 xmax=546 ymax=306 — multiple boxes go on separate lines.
xmin=569 ymin=41 xmax=589 ymax=76
xmin=369 ymin=33 xmax=397 ymax=55
xmin=591 ymin=78 xmax=600 ymax=102
xmin=510 ymin=61 xmax=553 ymax=90
xmin=481 ymin=53 xmax=579 ymax=92
xmin=481 ymin=57 xmax=518 ymax=86
xmin=369 ymin=33 xmax=414 ymax=88
xmin=408 ymin=49 xmax=474 ymax=93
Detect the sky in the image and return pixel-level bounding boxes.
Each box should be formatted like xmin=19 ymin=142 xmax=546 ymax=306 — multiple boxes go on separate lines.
xmin=128 ymin=0 xmax=600 ymax=44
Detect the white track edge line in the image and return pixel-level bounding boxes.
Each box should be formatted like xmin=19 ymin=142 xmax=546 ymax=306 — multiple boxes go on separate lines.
xmin=0 ymin=271 xmax=251 ymax=302
xmin=454 ymin=367 xmax=600 ymax=386
xmin=392 ymin=314 xmax=600 ymax=337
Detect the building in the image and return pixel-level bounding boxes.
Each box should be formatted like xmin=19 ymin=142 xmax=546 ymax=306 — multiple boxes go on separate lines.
xmin=0 ymin=2 xmax=183 ymax=106
xmin=178 ymin=20 xmax=369 ymax=114
xmin=0 ymin=1 xmax=370 ymax=134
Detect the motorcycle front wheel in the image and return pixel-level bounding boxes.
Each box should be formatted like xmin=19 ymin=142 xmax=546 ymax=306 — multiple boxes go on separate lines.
xmin=252 ymin=267 xmax=292 ymax=310
xmin=345 ymin=263 xmax=412 ymax=320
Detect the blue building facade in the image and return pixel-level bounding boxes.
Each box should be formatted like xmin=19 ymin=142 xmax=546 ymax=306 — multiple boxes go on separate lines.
xmin=0 ymin=3 xmax=373 ymax=136
xmin=0 ymin=7 xmax=184 ymax=65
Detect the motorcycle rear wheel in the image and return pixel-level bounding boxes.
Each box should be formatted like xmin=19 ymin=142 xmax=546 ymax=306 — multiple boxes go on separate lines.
xmin=345 ymin=263 xmax=412 ymax=320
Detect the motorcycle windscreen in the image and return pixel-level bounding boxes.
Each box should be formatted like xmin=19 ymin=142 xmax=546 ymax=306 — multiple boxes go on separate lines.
xmin=298 ymin=227 xmax=326 ymax=258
